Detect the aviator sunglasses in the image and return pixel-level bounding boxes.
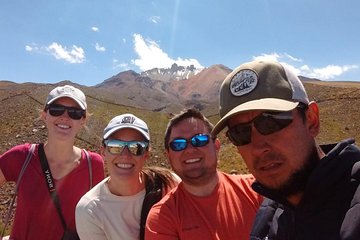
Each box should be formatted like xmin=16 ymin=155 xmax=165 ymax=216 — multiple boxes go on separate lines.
xmin=103 ymin=139 xmax=149 ymax=156
xmin=169 ymin=134 xmax=210 ymax=152
xmin=46 ymin=104 xmax=86 ymax=120
xmin=227 ymin=104 xmax=307 ymax=146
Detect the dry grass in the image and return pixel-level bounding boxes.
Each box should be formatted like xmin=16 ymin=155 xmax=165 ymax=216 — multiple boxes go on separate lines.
xmin=1 ymin=80 xmax=360 ymax=234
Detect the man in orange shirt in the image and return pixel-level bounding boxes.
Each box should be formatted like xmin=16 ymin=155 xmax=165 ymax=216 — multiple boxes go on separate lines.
xmin=145 ymin=108 xmax=262 ymax=240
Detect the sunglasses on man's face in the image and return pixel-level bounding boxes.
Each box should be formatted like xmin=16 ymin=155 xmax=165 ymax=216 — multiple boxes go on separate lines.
xmin=103 ymin=139 xmax=149 ymax=156
xmin=169 ymin=134 xmax=210 ymax=152
xmin=226 ymin=111 xmax=294 ymax=146
xmin=46 ymin=104 xmax=85 ymax=120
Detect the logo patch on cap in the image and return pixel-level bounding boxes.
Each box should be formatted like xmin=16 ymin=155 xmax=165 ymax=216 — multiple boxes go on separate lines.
xmin=229 ymin=69 xmax=258 ymax=96
xmin=121 ymin=116 xmax=135 ymax=124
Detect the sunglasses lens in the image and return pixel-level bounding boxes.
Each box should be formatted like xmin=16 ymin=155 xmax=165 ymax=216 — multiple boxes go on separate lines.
xmin=67 ymin=109 xmax=85 ymax=120
xmin=254 ymin=112 xmax=293 ymax=135
xmin=127 ymin=142 xmax=147 ymax=156
xmin=227 ymin=111 xmax=294 ymax=146
xmin=169 ymin=134 xmax=210 ymax=151
xmin=170 ymin=139 xmax=187 ymax=151
xmin=48 ymin=105 xmax=65 ymax=116
xmin=47 ymin=104 xmax=84 ymax=120
xmin=191 ymin=134 xmax=209 ymax=147
xmin=104 ymin=140 xmax=148 ymax=156
xmin=227 ymin=125 xmax=252 ymax=146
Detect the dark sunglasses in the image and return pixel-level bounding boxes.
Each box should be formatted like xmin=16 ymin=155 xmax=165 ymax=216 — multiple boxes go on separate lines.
xmin=46 ymin=104 xmax=86 ymax=120
xmin=227 ymin=111 xmax=294 ymax=146
xmin=103 ymin=139 xmax=149 ymax=156
xmin=169 ymin=134 xmax=210 ymax=152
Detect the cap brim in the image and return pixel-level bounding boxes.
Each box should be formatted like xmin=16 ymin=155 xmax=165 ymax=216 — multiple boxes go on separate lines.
xmin=47 ymin=95 xmax=86 ymax=110
xmin=212 ymin=98 xmax=299 ymax=137
xmin=103 ymin=126 xmax=150 ymax=140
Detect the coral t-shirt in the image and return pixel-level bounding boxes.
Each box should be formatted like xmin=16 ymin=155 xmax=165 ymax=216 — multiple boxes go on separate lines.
xmin=146 ymin=171 xmax=263 ymax=240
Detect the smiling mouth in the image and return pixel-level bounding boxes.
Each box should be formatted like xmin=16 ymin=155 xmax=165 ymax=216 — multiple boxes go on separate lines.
xmin=184 ymin=158 xmax=201 ymax=164
xmin=56 ymin=124 xmax=71 ymax=129
xmin=115 ymin=163 xmax=134 ymax=169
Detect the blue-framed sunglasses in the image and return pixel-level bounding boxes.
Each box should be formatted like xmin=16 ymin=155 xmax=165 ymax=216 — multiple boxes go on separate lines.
xmin=169 ymin=134 xmax=210 ymax=152
xmin=103 ymin=139 xmax=149 ymax=156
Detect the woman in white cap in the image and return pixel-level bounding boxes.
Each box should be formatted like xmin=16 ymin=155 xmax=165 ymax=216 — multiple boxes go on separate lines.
xmin=75 ymin=113 xmax=180 ymax=240
xmin=0 ymin=85 xmax=105 ymax=240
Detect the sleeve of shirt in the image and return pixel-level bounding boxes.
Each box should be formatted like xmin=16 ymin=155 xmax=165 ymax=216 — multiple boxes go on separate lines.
xmin=0 ymin=144 xmax=30 ymax=181
xmin=145 ymin=199 xmax=179 ymax=240
xmin=88 ymin=151 xmax=105 ymax=185
xmin=75 ymin=196 xmax=107 ymax=240
xmin=239 ymin=174 xmax=264 ymax=207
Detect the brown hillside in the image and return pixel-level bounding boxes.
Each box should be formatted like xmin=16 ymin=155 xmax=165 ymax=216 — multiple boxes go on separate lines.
xmin=1 ymin=79 xmax=360 ymax=233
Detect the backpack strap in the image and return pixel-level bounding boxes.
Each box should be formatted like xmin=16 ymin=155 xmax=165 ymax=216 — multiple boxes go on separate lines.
xmin=139 ymin=171 xmax=163 ymax=240
xmin=83 ymin=150 xmax=93 ymax=189
xmin=1 ymin=144 xmax=36 ymax=238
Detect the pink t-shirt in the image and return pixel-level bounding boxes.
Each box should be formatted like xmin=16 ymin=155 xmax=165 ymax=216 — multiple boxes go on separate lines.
xmin=0 ymin=143 xmax=105 ymax=240
xmin=146 ymin=172 xmax=263 ymax=240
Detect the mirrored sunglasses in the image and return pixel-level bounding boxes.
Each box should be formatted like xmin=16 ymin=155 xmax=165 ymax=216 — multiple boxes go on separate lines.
xmin=226 ymin=111 xmax=294 ymax=146
xmin=169 ymin=134 xmax=210 ymax=152
xmin=103 ymin=139 xmax=149 ymax=156
xmin=46 ymin=104 xmax=85 ymax=120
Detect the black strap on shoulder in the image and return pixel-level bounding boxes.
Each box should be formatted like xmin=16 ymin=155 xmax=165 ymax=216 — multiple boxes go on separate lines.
xmin=38 ymin=143 xmax=68 ymax=231
xmin=139 ymin=171 xmax=163 ymax=240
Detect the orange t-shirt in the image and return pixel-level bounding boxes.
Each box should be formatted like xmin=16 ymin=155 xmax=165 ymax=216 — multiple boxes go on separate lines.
xmin=146 ymin=171 xmax=263 ymax=240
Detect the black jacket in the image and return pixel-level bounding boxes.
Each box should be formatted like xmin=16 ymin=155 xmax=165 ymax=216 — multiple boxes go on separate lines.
xmin=250 ymin=139 xmax=360 ymax=240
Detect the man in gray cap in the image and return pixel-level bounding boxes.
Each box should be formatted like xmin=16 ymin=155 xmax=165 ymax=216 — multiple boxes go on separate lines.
xmin=212 ymin=60 xmax=360 ymax=239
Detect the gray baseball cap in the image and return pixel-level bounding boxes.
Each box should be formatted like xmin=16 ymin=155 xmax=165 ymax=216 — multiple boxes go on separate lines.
xmin=212 ymin=60 xmax=309 ymax=136
xmin=45 ymin=85 xmax=87 ymax=110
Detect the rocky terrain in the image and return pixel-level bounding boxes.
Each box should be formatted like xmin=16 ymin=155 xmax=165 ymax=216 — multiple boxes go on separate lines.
xmin=1 ymin=66 xmax=360 ymax=234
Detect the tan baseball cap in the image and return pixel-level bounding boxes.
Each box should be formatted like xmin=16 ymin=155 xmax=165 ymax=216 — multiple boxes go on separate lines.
xmin=212 ymin=60 xmax=309 ymax=136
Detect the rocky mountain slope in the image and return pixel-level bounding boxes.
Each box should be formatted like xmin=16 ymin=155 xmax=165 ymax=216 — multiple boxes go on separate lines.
xmin=1 ymin=65 xmax=360 ymax=233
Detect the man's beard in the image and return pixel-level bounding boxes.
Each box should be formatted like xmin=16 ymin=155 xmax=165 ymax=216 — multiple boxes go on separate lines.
xmin=273 ymin=145 xmax=320 ymax=197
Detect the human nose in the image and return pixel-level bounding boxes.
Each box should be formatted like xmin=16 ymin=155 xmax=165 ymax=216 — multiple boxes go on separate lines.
xmin=249 ymin=125 xmax=271 ymax=155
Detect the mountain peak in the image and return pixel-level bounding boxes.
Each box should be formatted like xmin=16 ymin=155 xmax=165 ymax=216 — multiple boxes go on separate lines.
xmin=141 ymin=63 xmax=203 ymax=81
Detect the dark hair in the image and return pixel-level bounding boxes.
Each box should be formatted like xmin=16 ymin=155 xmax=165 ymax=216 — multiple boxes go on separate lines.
xmin=164 ymin=108 xmax=214 ymax=150
xmin=296 ymin=102 xmax=309 ymax=122
xmin=142 ymin=166 xmax=174 ymax=189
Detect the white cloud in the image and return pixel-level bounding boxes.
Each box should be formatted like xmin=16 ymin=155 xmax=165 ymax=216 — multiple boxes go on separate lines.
xmin=284 ymin=53 xmax=302 ymax=62
xmin=46 ymin=42 xmax=85 ymax=63
xmin=149 ymin=16 xmax=160 ymax=24
xmin=91 ymin=27 xmax=99 ymax=32
xmin=304 ymin=65 xmax=358 ymax=80
xmin=252 ymin=52 xmax=358 ymax=80
xmin=131 ymin=33 xmax=203 ymax=71
xmin=25 ymin=43 xmax=39 ymax=52
xmin=112 ymin=59 xmax=129 ymax=70
xmin=95 ymin=43 xmax=106 ymax=52
xmin=253 ymin=53 xmax=281 ymax=62
xmin=25 ymin=45 xmax=33 ymax=51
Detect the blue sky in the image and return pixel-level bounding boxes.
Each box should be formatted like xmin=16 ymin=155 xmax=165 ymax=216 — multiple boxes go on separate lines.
xmin=1 ymin=0 xmax=359 ymax=86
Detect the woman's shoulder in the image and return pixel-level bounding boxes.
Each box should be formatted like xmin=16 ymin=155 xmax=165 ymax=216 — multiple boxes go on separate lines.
xmin=1 ymin=143 xmax=37 ymax=158
xmin=82 ymin=149 xmax=103 ymax=164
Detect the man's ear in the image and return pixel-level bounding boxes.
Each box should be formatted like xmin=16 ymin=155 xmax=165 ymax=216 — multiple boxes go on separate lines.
xmin=164 ymin=149 xmax=170 ymax=159
xmin=306 ymin=101 xmax=320 ymax=137
xmin=214 ymin=138 xmax=221 ymax=151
